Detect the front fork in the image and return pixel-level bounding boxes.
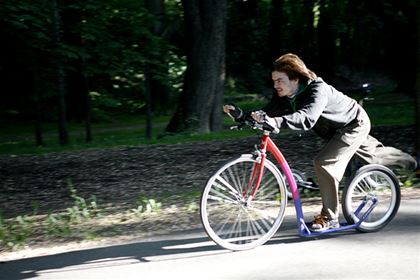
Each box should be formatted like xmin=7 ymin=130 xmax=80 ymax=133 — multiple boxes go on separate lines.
xmin=243 ymin=146 xmax=267 ymax=203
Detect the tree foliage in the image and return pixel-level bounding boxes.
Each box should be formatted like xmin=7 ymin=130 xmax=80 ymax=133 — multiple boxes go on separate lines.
xmin=0 ymin=0 xmax=180 ymax=141
xmin=0 ymin=0 xmax=418 ymax=142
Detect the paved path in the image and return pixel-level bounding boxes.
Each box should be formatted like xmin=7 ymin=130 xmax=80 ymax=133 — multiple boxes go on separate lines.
xmin=1 ymin=198 xmax=419 ymax=280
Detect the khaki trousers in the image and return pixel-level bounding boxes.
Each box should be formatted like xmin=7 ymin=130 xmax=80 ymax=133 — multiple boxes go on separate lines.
xmin=313 ymin=106 xmax=416 ymax=220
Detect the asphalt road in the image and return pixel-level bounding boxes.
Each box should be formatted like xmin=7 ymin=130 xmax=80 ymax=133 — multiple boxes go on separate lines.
xmin=1 ymin=198 xmax=419 ymax=280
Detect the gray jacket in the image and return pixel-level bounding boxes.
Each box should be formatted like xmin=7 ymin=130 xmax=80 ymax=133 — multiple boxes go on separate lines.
xmin=263 ymin=77 xmax=362 ymax=139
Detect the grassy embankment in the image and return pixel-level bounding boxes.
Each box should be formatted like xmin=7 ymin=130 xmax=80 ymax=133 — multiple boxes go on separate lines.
xmin=0 ymin=91 xmax=415 ymax=156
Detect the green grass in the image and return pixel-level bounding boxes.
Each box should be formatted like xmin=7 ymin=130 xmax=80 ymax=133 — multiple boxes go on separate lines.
xmin=0 ymin=91 xmax=415 ymax=155
xmin=363 ymin=91 xmax=415 ymax=126
xmin=0 ymin=114 xmax=255 ymax=155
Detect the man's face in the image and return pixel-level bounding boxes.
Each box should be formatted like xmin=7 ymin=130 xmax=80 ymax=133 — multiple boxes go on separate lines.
xmin=272 ymin=71 xmax=299 ymax=97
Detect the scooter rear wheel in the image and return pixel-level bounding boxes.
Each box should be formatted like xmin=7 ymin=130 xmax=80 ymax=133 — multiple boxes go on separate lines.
xmin=342 ymin=164 xmax=400 ymax=232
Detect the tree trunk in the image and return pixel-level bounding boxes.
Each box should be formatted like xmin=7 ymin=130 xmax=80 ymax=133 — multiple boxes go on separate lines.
xmin=143 ymin=0 xmax=167 ymax=139
xmin=57 ymin=65 xmax=69 ymax=145
xmin=166 ymin=0 xmax=227 ymax=133
xmin=50 ymin=0 xmax=69 ymax=145
xmin=269 ymin=0 xmax=285 ymax=60
xmin=415 ymin=0 xmax=420 ymax=169
xmin=34 ymin=97 xmax=43 ymax=146
xmin=144 ymin=0 xmax=170 ymax=115
xmin=32 ymin=61 xmax=43 ymax=147
xmin=82 ymin=67 xmax=92 ymax=142
xmin=145 ymin=68 xmax=153 ymax=139
xmin=316 ymin=3 xmax=336 ymax=76
xmin=62 ymin=0 xmax=92 ymax=142
xmin=300 ymin=0 xmax=316 ymax=62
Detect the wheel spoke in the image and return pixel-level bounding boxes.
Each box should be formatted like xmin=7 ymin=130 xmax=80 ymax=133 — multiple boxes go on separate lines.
xmin=213 ymin=209 xmax=237 ymax=235
xmin=215 ymin=176 xmax=241 ymax=200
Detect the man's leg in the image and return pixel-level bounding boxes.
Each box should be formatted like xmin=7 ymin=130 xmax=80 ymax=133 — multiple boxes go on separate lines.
xmin=314 ymin=114 xmax=371 ymax=220
xmin=355 ymin=135 xmax=417 ymax=170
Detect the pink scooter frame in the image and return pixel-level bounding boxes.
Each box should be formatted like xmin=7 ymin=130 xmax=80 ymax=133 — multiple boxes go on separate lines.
xmin=253 ymin=132 xmax=378 ymax=237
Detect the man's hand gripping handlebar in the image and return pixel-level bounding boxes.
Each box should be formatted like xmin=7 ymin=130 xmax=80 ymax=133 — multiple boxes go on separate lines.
xmin=223 ymin=104 xmax=280 ymax=134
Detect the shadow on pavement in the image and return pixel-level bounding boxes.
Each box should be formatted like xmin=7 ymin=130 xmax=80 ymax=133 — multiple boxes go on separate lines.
xmin=1 ymin=200 xmax=419 ymax=279
xmin=1 ymin=223 xmax=311 ymax=279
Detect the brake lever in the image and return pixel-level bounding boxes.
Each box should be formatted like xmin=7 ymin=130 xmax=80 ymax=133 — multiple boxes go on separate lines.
xmin=230 ymin=125 xmax=240 ymax=130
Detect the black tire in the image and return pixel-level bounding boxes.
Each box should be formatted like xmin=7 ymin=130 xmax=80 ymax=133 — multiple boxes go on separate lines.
xmin=342 ymin=164 xmax=400 ymax=232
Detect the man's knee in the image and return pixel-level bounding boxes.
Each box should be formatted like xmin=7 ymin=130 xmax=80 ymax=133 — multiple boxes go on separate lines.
xmin=313 ymin=155 xmax=327 ymax=169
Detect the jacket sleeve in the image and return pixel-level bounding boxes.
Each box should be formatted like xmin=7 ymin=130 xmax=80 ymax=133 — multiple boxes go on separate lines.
xmin=261 ymin=93 xmax=291 ymax=117
xmin=273 ymin=82 xmax=328 ymax=131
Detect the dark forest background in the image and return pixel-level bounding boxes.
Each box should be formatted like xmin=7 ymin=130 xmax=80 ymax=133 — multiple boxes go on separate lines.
xmin=1 ymin=0 xmax=419 ymax=155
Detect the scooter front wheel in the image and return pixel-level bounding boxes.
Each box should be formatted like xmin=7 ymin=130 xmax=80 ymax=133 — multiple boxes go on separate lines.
xmin=201 ymin=154 xmax=288 ymax=250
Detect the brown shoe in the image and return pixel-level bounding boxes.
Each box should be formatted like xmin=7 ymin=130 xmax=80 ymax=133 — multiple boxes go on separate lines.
xmin=311 ymin=214 xmax=339 ymax=232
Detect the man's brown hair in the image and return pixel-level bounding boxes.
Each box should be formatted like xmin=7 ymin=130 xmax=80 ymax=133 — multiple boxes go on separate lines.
xmin=272 ymin=53 xmax=317 ymax=82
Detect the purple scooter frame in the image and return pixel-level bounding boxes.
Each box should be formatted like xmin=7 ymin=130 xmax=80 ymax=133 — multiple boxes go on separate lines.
xmin=257 ymin=132 xmax=378 ymax=237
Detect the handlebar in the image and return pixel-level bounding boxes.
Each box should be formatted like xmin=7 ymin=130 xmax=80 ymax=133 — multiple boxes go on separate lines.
xmin=230 ymin=116 xmax=278 ymax=134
